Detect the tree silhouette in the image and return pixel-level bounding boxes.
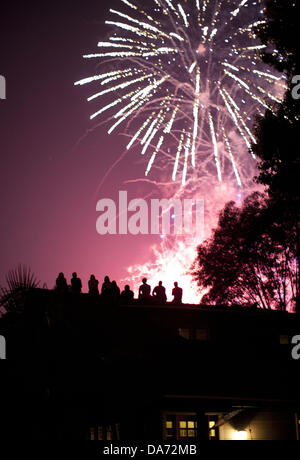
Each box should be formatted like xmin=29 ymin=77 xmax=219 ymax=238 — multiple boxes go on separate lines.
xmin=192 ymin=193 xmax=297 ymax=311
xmin=192 ymin=2 xmax=300 ymax=311
xmin=0 ymin=265 xmax=40 ymax=315
xmin=256 ymin=0 xmax=300 ymax=76
xmin=254 ymin=0 xmax=300 ymax=309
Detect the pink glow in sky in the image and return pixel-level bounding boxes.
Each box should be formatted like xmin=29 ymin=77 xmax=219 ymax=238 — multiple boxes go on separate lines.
xmin=0 ymin=1 xmax=259 ymax=303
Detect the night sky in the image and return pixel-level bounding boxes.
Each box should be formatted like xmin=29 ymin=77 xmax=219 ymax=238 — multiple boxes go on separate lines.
xmin=0 ymin=0 xmax=161 ymax=291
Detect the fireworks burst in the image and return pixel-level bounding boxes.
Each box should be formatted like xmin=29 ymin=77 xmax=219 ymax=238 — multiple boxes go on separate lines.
xmin=122 ymin=176 xmax=249 ymax=304
xmin=75 ymin=0 xmax=285 ymax=186
xmin=75 ymin=0 xmax=285 ymax=303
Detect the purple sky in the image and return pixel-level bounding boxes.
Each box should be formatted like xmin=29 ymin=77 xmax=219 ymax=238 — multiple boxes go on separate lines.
xmin=0 ymin=0 xmax=163 ymax=291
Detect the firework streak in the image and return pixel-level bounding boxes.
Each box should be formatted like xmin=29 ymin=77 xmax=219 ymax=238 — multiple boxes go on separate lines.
xmin=75 ymin=0 xmax=285 ymax=186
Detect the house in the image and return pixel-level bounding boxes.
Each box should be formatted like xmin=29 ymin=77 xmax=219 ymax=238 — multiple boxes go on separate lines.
xmin=1 ymin=289 xmax=299 ymax=440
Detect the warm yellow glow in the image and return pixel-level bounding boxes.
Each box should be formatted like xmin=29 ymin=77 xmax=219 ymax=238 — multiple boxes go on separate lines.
xmin=233 ymin=430 xmax=247 ymax=441
xmin=166 ymin=421 xmax=173 ymax=429
xmin=90 ymin=428 xmax=95 ymax=441
xmin=179 ymin=329 xmax=189 ymax=340
xmin=280 ymin=335 xmax=289 ymax=345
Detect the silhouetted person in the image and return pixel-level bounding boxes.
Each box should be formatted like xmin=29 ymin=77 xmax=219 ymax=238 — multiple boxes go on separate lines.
xmin=153 ymin=281 xmax=167 ymax=304
xmin=56 ymin=273 xmax=68 ymax=294
xmin=111 ymin=281 xmax=121 ymax=299
xmin=121 ymin=285 xmax=134 ymax=304
xmin=88 ymin=275 xmax=99 ymax=296
xmin=71 ymin=272 xmax=82 ymax=294
xmin=101 ymin=276 xmax=112 ymax=296
xmin=139 ymin=278 xmax=151 ymax=301
xmin=172 ymin=282 xmax=183 ymax=305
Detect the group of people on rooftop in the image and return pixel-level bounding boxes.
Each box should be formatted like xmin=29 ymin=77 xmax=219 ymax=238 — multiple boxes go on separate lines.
xmin=55 ymin=273 xmax=183 ymax=305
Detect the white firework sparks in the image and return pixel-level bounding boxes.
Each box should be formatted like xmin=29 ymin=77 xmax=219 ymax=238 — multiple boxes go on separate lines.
xmin=75 ymin=0 xmax=285 ymax=186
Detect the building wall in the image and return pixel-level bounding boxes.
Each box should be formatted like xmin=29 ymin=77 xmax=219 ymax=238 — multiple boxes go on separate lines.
xmin=219 ymin=411 xmax=297 ymax=441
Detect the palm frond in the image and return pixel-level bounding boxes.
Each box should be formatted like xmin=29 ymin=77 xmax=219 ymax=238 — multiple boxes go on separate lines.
xmin=0 ymin=265 xmax=40 ymax=315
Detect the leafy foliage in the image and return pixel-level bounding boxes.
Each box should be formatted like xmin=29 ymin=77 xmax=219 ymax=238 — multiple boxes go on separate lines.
xmin=254 ymin=0 xmax=300 ymax=309
xmin=192 ymin=1 xmax=300 ymax=311
xmin=253 ymin=1 xmax=300 ymax=199
xmin=192 ymin=193 xmax=298 ymax=310
xmin=257 ymin=0 xmax=300 ymax=75
xmin=253 ymin=100 xmax=300 ymax=206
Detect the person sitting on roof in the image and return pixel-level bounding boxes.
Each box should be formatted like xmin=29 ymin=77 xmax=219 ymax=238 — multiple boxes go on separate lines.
xmin=121 ymin=285 xmax=134 ymax=304
xmin=111 ymin=280 xmax=121 ymax=298
xmin=139 ymin=278 xmax=151 ymax=301
xmin=172 ymin=282 xmax=183 ymax=305
xmin=71 ymin=272 xmax=82 ymax=294
xmin=153 ymin=281 xmax=167 ymax=304
xmin=88 ymin=275 xmax=99 ymax=296
xmin=56 ymin=273 xmax=68 ymax=294
xmin=101 ymin=276 xmax=112 ymax=296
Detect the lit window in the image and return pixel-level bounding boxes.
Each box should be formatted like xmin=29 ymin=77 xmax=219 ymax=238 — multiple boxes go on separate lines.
xmin=280 ymin=335 xmax=289 ymax=345
xmin=195 ymin=329 xmax=209 ymax=341
xmin=165 ymin=417 xmax=176 ymax=438
xmin=209 ymin=421 xmax=216 ymax=437
xmin=107 ymin=426 xmax=113 ymax=441
xmin=208 ymin=415 xmax=219 ymax=440
xmin=88 ymin=424 xmax=119 ymax=441
xmin=165 ymin=415 xmax=198 ymax=440
xmin=164 ymin=413 xmax=219 ymax=441
xmin=187 ymin=421 xmax=197 ymax=438
xmin=179 ymin=420 xmax=187 ymax=437
xmin=178 ymin=328 xmax=190 ymax=340
xmin=97 ymin=426 xmax=104 ymax=440
xmin=178 ymin=419 xmax=197 ymax=439
xmin=178 ymin=328 xmax=210 ymax=341
xmin=90 ymin=427 xmax=95 ymax=441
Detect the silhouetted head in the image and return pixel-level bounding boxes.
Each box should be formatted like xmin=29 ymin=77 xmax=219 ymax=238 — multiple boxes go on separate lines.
xmin=125 ymin=285 xmax=130 ymax=291
xmin=142 ymin=278 xmax=147 ymax=284
xmin=104 ymin=276 xmax=110 ymax=283
xmin=90 ymin=275 xmax=95 ymax=281
xmin=174 ymin=282 xmax=178 ymax=288
xmin=112 ymin=281 xmax=117 ymax=286
xmin=159 ymin=281 xmax=163 ymax=286
xmin=72 ymin=272 xmax=77 ymax=278
xmin=58 ymin=273 xmax=64 ymax=278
